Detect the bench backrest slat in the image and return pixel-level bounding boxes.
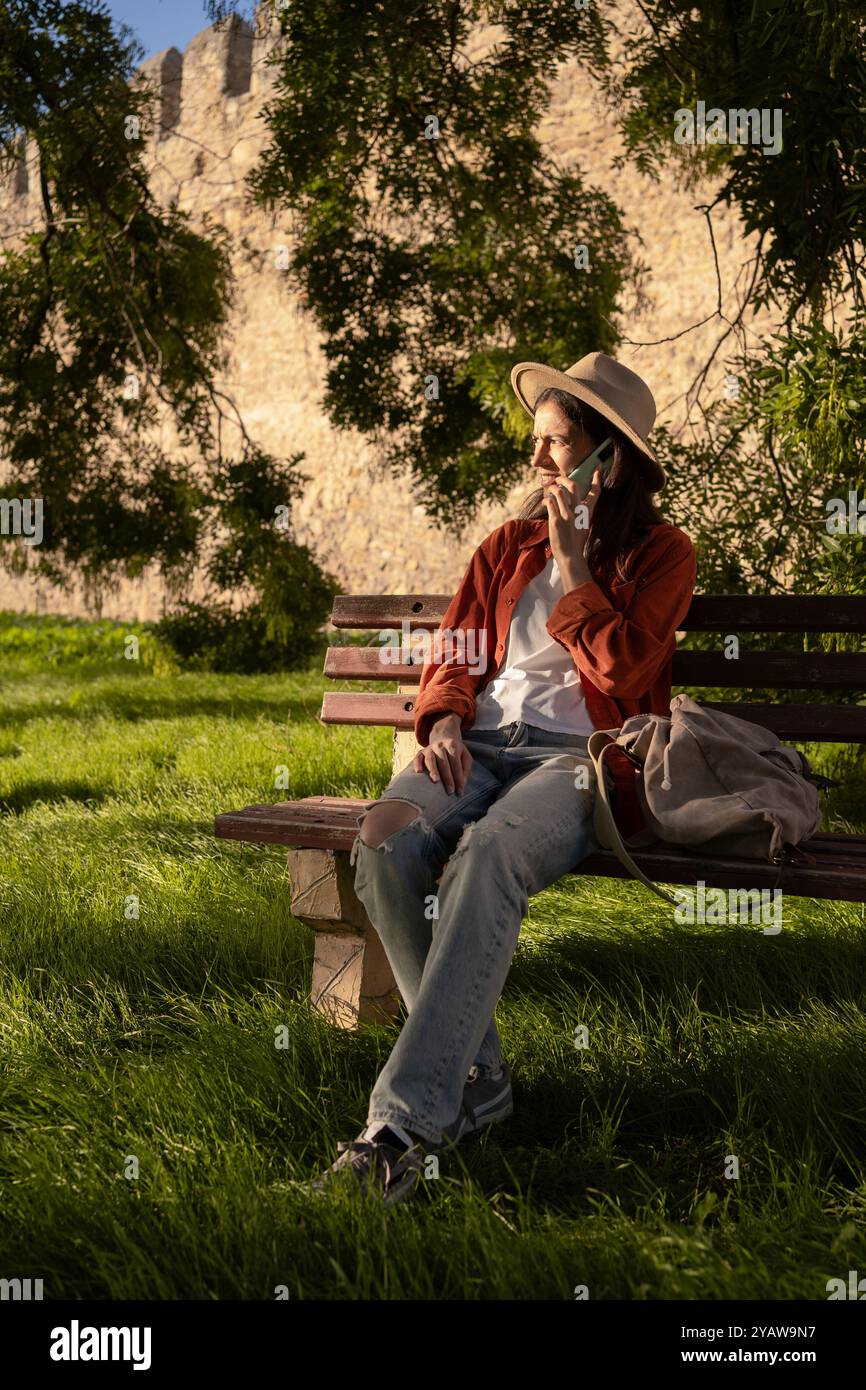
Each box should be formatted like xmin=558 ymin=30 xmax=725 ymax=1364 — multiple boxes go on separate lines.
xmin=325 ymin=646 xmax=866 ymax=689
xmin=320 ymin=691 xmax=866 ymax=742
xmin=332 ymin=593 xmax=866 ymax=633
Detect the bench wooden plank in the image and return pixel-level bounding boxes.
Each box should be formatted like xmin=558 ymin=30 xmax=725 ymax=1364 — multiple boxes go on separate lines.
xmin=214 ymin=800 xmax=866 ymax=902
xmin=332 ymin=595 xmax=451 ymax=629
xmin=578 ymin=849 xmax=866 ymax=902
xmin=319 ymin=690 xmax=866 ymax=741
xmin=324 ymin=645 xmax=866 ymax=688
xmin=217 ymin=799 xmax=858 ymax=858
xmin=679 ymin=595 xmax=866 ymax=632
xmin=332 ymin=593 xmax=866 ymax=633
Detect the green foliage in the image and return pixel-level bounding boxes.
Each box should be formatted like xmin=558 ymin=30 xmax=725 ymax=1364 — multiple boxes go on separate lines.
xmin=0 ymin=0 xmax=335 ymax=651
xmin=595 ymin=2 xmax=866 ymax=601
xmin=0 ymin=592 xmax=333 ymax=678
xmin=152 ymin=599 xmax=325 ymax=674
xmin=4 ymin=0 xmax=861 ymax=623
xmin=248 ymin=0 xmax=646 ymax=527
xmin=0 ymin=0 xmax=228 ymax=582
xmin=658 ymin=318 xmax=866 ymax=607
xmin=605 ymin=0 xmax=866 ymax=318
xmin=199 ymin=448 xmax=339 ymax=657
xmin=0 ymin=608 xmax=177 ymax=673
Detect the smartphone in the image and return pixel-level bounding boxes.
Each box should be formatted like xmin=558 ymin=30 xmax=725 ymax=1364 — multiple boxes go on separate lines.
xmin=567 ymin=435 xmax=616 ymax=493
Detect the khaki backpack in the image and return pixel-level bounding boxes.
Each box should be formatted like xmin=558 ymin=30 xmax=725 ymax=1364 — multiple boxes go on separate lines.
xmin=588 ymin=693 xmax=825 ymax=906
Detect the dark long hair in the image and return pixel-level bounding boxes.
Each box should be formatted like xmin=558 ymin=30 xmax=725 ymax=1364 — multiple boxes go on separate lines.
xmin=516 ymin=387 xmax=665 ymax=585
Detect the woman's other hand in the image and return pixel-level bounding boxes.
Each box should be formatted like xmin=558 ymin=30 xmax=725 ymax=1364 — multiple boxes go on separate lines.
xmin=413 ymin=712 xmax=473 ymax=794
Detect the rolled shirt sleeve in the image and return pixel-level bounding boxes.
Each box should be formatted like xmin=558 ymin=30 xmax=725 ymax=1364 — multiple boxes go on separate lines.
xmin=545 ymin=531 xmax=697 ymax=700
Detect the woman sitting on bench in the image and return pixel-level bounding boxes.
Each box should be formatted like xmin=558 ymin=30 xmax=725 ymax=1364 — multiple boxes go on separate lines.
xmin=312 ymin=351 xmax=697 ymax=1205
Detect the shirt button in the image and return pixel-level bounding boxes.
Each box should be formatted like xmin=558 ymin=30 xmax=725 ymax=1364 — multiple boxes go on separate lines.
xmin=506 ymin=597 xmax=513 ymax=605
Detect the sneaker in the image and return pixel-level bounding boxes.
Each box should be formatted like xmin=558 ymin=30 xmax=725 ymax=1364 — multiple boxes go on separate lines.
xmin=308 ymin=1123 xmax=430 ymax=1207
xmin=442 ymin=1061 xmax=514 ymax=1146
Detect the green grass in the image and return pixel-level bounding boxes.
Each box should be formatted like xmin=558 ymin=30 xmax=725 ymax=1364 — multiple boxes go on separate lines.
xmin=0 ymin=606 xmax=176 ymax=676
xmin=1 ymin=621 xmax=866 ymax=1299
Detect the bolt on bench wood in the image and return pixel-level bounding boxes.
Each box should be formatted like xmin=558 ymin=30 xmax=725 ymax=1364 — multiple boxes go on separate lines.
xmin=215 ymin=593 xmax=866 ymax=1028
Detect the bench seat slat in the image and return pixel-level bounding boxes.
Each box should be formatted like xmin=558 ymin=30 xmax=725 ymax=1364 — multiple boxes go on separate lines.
xmin=579 ymin=851 xmax=866 ymax=901
xmin=214 ymin=799 xmax=866 ymax=901
xmin=230 ymin=798 xmax=371 ymax=817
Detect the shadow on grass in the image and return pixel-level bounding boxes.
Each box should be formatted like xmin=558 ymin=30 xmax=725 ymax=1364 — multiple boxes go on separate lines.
xmin=506 ymin=918 xmax=866 ymax=1014
xmin=0 ymin=780 xmax=110 ymax=815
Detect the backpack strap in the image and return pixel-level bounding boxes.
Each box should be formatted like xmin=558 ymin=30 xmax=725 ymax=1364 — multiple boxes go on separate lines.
xmin=588 ymin=732 xmax=680 ymax=907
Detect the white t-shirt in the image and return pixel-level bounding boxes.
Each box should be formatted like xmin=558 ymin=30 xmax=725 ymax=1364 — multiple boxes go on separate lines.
xmin=471 ymin=555 xmax=595 ymax=735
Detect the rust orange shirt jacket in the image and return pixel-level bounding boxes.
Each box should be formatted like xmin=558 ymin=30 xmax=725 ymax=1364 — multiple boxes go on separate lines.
xmin=413 ymin=516 xmax=697 ymax=834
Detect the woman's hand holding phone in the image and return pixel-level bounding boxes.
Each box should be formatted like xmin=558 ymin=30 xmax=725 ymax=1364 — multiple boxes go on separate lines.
xmin=413 ymin=712 xmax=473 ymax=794
xmin=545 ymin=463 xmax=603 ymax=589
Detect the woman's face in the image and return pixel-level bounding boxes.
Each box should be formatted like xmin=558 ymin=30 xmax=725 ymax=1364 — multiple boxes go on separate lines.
xmin=530 ymin=399 xmax=595 ymax=490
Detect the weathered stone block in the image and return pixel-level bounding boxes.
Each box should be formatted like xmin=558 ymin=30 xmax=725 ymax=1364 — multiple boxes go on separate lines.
xmin=287 ymin=845 xmax=371 ymax=932
xmin=310 ymin=928 xmax=400 ymax=1028
xmin=287 ymin=845 xmax=401 ymax=1029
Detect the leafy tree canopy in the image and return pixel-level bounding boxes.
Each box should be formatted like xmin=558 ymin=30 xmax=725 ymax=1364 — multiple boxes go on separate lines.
xmin=602 ymin=1 xmax=866 ymax=602
xmin=0 ymin=0 xmax=335 ymax=661
xmin=605 ymin=0 xmax=866 ymax=319
xmin=241 ymin=0 xmax=647 ymax=528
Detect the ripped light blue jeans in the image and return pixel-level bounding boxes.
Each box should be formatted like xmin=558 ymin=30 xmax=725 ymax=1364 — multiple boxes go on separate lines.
xmin=348 ymin=719 xmax=601 ymax=1145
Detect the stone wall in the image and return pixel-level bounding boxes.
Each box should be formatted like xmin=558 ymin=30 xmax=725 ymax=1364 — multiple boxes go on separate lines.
xmin=0 ymin=4 xmax=775 ymax=620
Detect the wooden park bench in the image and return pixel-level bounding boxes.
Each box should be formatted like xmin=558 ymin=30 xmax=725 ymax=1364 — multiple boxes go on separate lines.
xmin=215 ymin=592 xmax=866 ymax=1028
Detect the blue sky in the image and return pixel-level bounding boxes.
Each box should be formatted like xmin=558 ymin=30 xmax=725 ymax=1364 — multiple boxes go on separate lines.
xmin=104 ymin=1 xmax=252 ymax=60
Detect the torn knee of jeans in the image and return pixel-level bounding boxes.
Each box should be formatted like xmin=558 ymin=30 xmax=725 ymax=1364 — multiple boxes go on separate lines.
xmin=352 ymin=801 xmax=428 ymax=859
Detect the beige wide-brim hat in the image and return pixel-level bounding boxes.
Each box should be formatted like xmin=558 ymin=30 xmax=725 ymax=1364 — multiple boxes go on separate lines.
xmin=511 ymin=351 xmax=666 ymax=492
